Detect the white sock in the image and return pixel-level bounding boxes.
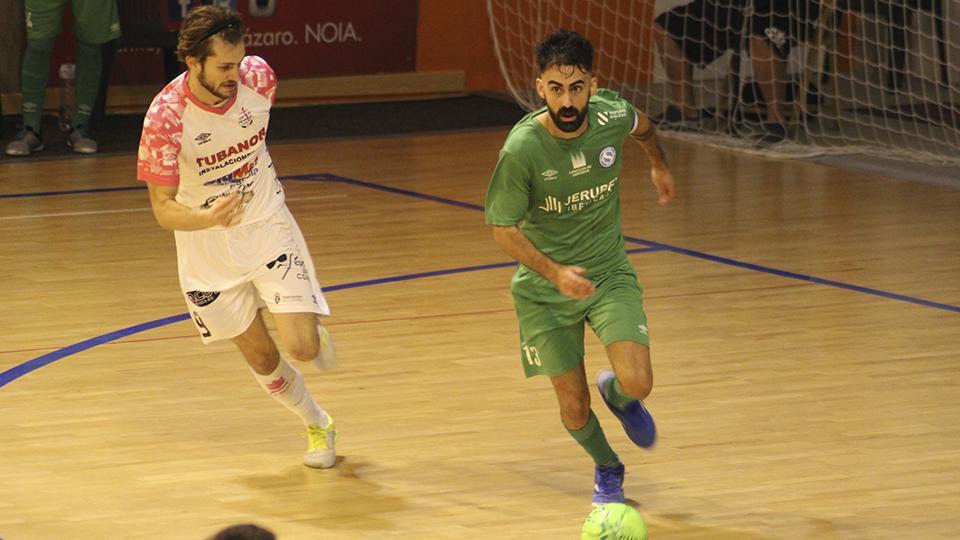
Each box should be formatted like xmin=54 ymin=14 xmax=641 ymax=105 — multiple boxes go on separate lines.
xmin=252 ymin=356 xmax=327 ymax=427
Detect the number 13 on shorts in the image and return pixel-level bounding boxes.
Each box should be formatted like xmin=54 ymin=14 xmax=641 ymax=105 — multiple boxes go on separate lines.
xmin=522 ymin=344 xmax=542 ymax=366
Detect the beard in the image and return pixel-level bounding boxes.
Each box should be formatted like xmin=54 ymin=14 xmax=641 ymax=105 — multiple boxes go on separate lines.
xmin=199 ymin=65 xmax=237 ymax=101
xmin=548 ymin=102 xmax=589 ymax=133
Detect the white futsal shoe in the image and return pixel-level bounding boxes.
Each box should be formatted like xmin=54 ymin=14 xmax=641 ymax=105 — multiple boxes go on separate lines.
xmin=304 ymin=414 xmax=337 ymax=469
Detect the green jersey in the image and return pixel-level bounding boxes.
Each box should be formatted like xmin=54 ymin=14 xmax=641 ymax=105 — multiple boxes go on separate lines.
xmin=485 ymin=88 xmax=638 ymax=281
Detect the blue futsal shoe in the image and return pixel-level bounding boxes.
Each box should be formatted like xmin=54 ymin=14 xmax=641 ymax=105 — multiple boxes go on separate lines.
xmin=593 ymin=462 xmax=626 ymax=506
xmin=597 ymin=370 xmax=657 ymax=448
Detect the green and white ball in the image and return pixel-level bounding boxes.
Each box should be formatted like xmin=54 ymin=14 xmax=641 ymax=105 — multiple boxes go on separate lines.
xmin=581 ymin=503 xmax=648 ymax=540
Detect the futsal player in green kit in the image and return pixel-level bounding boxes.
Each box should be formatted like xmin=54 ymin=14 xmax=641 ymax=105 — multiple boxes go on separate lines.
xmin=5 ymin=0 xmax=120 ymax=156
xmin=485 ymin=29 xmax=675 ymax=505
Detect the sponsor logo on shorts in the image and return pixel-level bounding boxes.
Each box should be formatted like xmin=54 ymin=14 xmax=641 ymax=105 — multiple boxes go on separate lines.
xmin=638 ymin=324 xmax=648 ymax=335
xmin=266 ymin=253 xmax=309 ymax=280
xmin=186 ymin=290 xmax=220 ymax=306
xmin=273 ymin=293 xmax=304 ymax=304
xmin=267 ymin=253 xmax=288 ymax=269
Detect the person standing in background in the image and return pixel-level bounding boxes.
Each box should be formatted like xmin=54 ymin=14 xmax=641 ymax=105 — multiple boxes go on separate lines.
xmin=5 ymin=0 xmax=121 ymax=156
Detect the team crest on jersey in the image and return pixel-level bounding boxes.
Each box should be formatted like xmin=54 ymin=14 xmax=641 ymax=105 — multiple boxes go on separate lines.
xmin=238 ymin=107 xmax=254 ymax=128
xmin=599 ymin=146 xmax=617 ymax=168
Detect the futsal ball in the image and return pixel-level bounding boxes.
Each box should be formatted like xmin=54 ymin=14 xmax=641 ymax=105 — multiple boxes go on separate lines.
xmin=581 ymin=503 xmax=648 ymax=540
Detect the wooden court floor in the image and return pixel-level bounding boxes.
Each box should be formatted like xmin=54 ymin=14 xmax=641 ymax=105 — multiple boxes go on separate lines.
xmin=0 ymin=129 xmax=958 ymax=539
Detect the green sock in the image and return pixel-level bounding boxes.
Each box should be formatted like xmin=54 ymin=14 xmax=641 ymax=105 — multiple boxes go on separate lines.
xmin=20 ymin=37 xmax=56 ymax=132
xmin=566 ymin=410 xmax=620 ymax=467
xmin=73 ymin=41 xmax=104 ymax=129
xmin=603 ymin=376 xmax=639 ymax=412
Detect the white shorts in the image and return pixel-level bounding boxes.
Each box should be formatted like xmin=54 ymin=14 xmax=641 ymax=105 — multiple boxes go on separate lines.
xmin=175 ymin=206 xmax=330 ymax=343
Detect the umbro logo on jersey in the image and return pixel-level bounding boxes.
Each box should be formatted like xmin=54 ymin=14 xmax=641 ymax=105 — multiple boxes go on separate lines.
xmin=597 ymin=111 xmax=609 ymax=126
xmin=238 ymin=107 xmax=254 ymax=128
xmin=541 ymin=169 xmax=559 ymax=181
xmin=195 ymin=132 xmax=212 ymax=145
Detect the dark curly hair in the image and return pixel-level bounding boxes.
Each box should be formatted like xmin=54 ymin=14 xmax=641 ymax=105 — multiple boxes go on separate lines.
xmin=535 ymin=29 xmax=594 ymax=74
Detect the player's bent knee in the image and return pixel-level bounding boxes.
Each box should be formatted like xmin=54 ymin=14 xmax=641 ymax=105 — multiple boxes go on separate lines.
xmin=286 ymin=340 xmax=320 ymax=363
xmin=620 ymin=375 xmax=653 ymax=401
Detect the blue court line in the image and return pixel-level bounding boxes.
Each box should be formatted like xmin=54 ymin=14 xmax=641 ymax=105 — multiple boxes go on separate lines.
xmin=305 ymin=173 xmax=958 ymax=313
xmin=0 ymin=247 xmax=664 ymax=390
xmin=318 ymin=173 xmax=486 ymax=212
xmin=0 ymin=186 xmax=146 ymax=199
xmin=2 ymin=171 xmax=956 ymax=389
xmin=325 ymin=246 xmax=662 ymax=292
xmin=0 ymin=314 xmax=188 ymax=389
xmin=630 ymin=238 xmax=960 ymax=313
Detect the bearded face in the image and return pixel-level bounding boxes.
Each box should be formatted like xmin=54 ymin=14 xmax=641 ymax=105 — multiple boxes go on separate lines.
xmin=537 ymin=64 xmax=596 ymax=135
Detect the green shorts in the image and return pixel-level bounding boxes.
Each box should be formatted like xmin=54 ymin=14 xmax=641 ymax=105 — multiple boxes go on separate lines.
xmin=26 ymin=0 xmax=121 ymax=44
xmin=511 ymin=262 xmax=649 ymax=378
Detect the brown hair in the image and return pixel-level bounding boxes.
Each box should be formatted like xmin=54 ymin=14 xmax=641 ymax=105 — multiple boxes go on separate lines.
xmin=176 ymin=5 xmax=245 ymax=63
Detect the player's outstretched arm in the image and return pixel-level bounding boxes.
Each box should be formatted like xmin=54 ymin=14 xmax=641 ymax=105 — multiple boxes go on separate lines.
xmin=147 ymin=183 xmax=243 ymax=231
xmin=631 ymin=109 xmax=675 ymax=206
xmin=492 ymin=225 xmax=596 ymax=299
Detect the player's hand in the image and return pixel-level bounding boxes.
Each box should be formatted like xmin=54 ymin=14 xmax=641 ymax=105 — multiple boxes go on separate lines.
xmin=553 ymin=265 xmax=596 ymax=299
xmin=207 ymin=192 xmax=243 ymax=227
xmin=650 ymin=166 xmax=675 ymax=206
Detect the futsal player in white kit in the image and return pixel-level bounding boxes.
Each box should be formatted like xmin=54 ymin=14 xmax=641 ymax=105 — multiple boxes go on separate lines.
xmin=137 ymin=5 xmax=338 ymax=468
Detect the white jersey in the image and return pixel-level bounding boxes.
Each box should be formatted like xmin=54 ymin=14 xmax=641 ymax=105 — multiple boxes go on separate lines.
xmin=137 ymin=55 xmax=284 ymax=228
xmin=135 ymin=57 xmax=330 ymax=342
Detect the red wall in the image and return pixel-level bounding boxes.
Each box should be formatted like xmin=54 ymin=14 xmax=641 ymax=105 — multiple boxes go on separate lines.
xmin=47 ymin=1 xmax=509 ymax=94
xmin=416 ymin=1 xmax=507 ymax=93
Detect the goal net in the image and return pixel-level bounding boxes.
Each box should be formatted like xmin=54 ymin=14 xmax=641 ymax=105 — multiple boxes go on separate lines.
xmin=487 ymin=0 xmax=960 ymax=166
